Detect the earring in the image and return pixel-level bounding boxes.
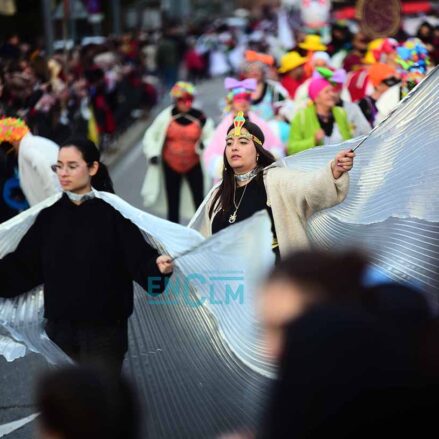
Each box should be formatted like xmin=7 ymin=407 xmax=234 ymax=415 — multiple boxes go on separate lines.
xmin=256 ymin=154 xmax=260 ymax=162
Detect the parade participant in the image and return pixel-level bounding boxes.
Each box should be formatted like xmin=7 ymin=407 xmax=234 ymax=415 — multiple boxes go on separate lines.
xmin=342 ymin=31 xmax=370 ymax=73
xmin=278 ymin=51 xmax=307 ymax=99
xmin=240 ymin=59 xmax=289 ymax=121
xmin=316 ymin=67 xmax=372 ymax=135
xmin=193 ymin=113 xmax=354 ymax=262
xmin=358 ymin=63 xmax=399 ymax=127
xmin=288 ymin=76 xmax=352 ymax=154
xmin=203 ymin=78 xmax=284 ymax=182
xmin=0 ymin=138 xmax=173 ymax=376
xmin=141 ymin=82 xmax=214 ymax=223
xmin=0 ymin=117 xmax=60 ymax=206
xmin=298 ymin=34 xmax=328 ymax=79
xmin=294 ymin=51 xmax=332 ymax=109
xmin=345 ymin=38 xmax=398 ymax=103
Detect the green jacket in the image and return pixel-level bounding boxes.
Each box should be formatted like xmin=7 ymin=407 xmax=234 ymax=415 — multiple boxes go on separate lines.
xmin=287 ymin=104 xmax=352 ymax=155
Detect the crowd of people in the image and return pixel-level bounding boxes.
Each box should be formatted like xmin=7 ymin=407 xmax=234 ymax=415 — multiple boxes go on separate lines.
xmin=0 ymin=3 xmax=438 ymax=439
xmin=143 ymin=17 xmax=436 ymax=224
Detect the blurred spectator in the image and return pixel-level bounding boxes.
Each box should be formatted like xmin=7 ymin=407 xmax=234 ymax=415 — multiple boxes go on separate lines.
xmin=343 ymin=31 xmax=369 ymax=73
xmin=240 ymin=60 xmax=288 ymax=121
xmin=327 ymin=22 xmax=352 ymax=57
xmin=277 ymin=51 xmax=307 ymax=99
xmin=416 ymin=21 xmax=434 ymax=51
xmin=259 ymin=250 xmax=437 ymax=438
xmin=36 ymin=366 xmax=140 ymax=439
xmin=259 ymin=250 xmax=367 ymax=358
xmin=156 ymin=30 xmax=181 ymax=91
xmin=0 ymin=33 xmax=21 ymax=60
xmin=0 ymin=118 xmax=59 ymax=206
xmin=294 ymin=51 xmax=332 ymax=109
xmin=261 ymin=305 xmax=436 ymax=439
xmin=288 ymin=76 xmax=352 ymax=154
xmin=297 ymin=34 xmax=328 ymax=79
xmin=184 ymin=39 xmax=205 ymax=84
xmin=357 ymin=63 xmax=399 ymax=127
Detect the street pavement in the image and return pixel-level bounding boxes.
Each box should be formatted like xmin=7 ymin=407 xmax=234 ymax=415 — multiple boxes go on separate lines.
xmin=0 ymin=77 xmax=226 ymax=438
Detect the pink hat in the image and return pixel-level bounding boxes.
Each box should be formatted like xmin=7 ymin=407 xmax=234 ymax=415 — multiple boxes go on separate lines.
xmin=308 ymin=77 xmax=332 ymax=101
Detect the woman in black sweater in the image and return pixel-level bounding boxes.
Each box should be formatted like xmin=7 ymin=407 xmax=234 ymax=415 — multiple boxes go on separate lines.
xmin=0 ymin=138 xmax=173 ymax=375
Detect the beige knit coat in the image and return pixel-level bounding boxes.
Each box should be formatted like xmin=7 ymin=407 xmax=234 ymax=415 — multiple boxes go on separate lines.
xmin=190 ymin=161 xmax=349 ymax=257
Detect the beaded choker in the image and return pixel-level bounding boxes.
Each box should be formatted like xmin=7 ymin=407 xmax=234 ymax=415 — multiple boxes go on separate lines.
xmin=234 ymin=167 xmax=260 ymax=182
xmin=66 ymin=190 xmax=95 ymax=203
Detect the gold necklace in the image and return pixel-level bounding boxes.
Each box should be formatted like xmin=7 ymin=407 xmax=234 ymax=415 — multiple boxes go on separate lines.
xmin=229 ymin=181 xmax=250 ymax=224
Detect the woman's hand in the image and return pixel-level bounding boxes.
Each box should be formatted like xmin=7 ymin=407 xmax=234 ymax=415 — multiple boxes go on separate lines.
xmin=156 ymin=255 xmax=174 ymax=274
xmin=332 ymin=150 xmax=355 ymax=179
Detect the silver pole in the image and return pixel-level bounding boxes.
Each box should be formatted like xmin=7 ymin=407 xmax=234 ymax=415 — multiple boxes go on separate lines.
xmin=41 ymin=0 xmax=54 ymax=56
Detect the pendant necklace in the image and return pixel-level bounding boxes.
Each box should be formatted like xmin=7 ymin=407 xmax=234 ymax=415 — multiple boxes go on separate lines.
xmin=229 ymin=180 xmax=250 ymax=224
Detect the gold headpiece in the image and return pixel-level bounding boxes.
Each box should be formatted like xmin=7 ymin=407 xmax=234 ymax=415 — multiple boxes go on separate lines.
xmin=226 ymin=112 xmax=263 ymax=145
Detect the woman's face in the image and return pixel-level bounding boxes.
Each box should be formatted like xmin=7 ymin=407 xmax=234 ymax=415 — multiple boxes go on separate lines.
xmin=54 ymin=146 xmax=98 ymax=194
xmin=176 ymin=96 xmax=193 ymax=113
xmin=225 ymin=128 xmax=258 ymax=174
xmin=314 ymin=85 xmax=337 ymax=107
xmin=244 ymin=65 xmax=264 ymax=83
xmin=231 ymin=97 xmax=251 ymax=114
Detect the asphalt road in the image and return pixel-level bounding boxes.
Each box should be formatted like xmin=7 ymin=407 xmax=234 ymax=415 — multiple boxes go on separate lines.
xmin=0 ymin=77 xmax=226 ymax=438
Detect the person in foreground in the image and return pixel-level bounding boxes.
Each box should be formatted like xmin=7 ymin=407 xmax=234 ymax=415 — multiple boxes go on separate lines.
xmin=0 ymin=138 xmax=173 ymax=376
xmin=191 ymin=112 xmax=355 ymax=263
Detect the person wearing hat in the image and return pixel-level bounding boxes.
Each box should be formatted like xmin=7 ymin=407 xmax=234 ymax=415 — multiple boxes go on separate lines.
xmin=278 ymin=51 xmax=307 ymax=99
xmin=298 ymin=35 xmax=328 ymax=80
xmin=141 ymin=82 xmax=214 ymax=224
xmin=0 ymin=118 xmax=60 ymax=207
xmin=240 ymin=60 xmax=289 ymax=122
xmin=318 ymin=67 xmax=372 ymax=136
xmin=299 ymin=35 xmax=328 ymax=53
xmin=294 ymin=51 xmax=332 ymax=109
xmin=344 ymin=38 xmax=398 ymax=103
xmin=203 ymin=78 xmax=284 ymax=182
xmin=288 ymin=77 xmax=352 ymax=155
xmin=358 ymin=63 xmax=400 ymax=127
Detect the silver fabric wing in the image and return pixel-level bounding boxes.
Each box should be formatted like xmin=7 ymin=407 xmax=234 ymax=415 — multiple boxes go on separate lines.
xmin=279 ymin=66 xmax=439 ymax=298
xmin=0 ymin=193 xmax=275 ymax=438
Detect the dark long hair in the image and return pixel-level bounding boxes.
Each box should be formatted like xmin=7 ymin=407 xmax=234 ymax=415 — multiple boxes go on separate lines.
xmin=60 ymin=138 xmax=115 ymax=193
xmin=208 ymin=120 xmax=276 ymax=218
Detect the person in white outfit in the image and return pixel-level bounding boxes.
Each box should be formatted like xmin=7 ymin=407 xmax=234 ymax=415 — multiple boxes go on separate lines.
xmin=0 ymin=118 xmax=60 ymax=206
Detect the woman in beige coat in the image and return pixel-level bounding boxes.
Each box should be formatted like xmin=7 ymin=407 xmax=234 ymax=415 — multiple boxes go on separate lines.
xmin=189 ymin=113 xmax=355 ymax=262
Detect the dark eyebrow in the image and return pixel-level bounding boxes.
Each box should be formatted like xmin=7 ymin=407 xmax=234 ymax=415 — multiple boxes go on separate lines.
xmin=56 ymin=160 xmax=79 ymax=165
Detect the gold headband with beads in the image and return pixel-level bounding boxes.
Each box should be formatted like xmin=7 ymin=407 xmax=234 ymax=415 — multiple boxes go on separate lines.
xmin=225 ymin=112 xmax=263 ymax=145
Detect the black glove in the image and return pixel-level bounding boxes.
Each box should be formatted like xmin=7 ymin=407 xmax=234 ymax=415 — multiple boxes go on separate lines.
xmin=149 ymin=156 xmax=160 ymax=165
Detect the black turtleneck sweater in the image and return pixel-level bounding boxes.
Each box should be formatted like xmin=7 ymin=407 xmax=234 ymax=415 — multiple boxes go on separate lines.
xmin=0 ymin=194 xmax=168 ymax=321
